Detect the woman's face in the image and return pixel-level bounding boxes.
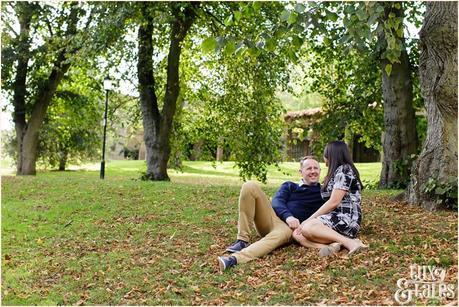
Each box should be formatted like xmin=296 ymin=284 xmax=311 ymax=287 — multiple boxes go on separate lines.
xmin=323 ymin=156 xmax=329 ymax=167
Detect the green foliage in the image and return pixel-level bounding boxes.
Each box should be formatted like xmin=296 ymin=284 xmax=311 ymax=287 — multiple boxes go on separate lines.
xmin=174 ymin=54 xmax=286 ymax=183
xmin=313 ymin=2 xmax=417 ymax=66
xmin=1 ymin=130 xmax=17 ymax=164
xmin=166 ymin=2 xmax=292 ymax=182
xmin=201 ymin=37 xmax=217 ymax=53
xmin=146 ymin=1 xmax=422 ymax=182
xmin=278 ymin=91 xmax=323 ymax=111
xmin=361 ymin=179 xmax=380 ymax=190
xmin=271 ymin=1 xmax=424 ymax=161
xmin=1 ymin=1 xmax=130 ymax=173
xmin=385 ymin=64 xmax=392 ymax=76
xmin=2 ymin=2 xmax=118 ymax=100
xmin=36 ymin=67 xmax=103 ymax=170
xmin=2 ymin=66 xmax=104 ymax=170
xmin=304 ymin=43 xmax=383 ymax=156
xmin=218 ymin=57 xmax=285 ymax=183
xmin=200 ymin=2 xmax=301 ymax=68
xmin=423 ymin=177 xmax=458 ymax=210
xmin=391 ymin=154 xmax=418 ymax=189
xmin=2 ymin=1 xmax=425 ymax=182
xmin=120 ymin=146 xmax=139 ymax=160
xmin=415 ymin=115 xmax=427 ymax=152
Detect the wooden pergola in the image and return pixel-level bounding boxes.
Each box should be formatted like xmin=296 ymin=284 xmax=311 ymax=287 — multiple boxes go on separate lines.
xmin=283 ymin=108 xmax=323 ymax=161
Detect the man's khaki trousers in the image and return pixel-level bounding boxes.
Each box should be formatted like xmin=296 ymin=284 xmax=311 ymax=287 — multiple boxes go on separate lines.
xmin=233 ymin=181 xmax=292 ymax=264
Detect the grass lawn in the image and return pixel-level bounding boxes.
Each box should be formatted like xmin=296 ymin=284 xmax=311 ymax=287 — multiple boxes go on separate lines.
xmin=1 ymin=160 xmax=457 ymax=305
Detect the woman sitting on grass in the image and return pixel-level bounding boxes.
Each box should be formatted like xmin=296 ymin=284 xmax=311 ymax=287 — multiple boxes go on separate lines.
xmin=292 ymin=140 xmax=368 ymax=257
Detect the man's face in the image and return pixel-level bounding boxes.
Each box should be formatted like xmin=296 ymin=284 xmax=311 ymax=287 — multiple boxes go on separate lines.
xmin=299 ymin=159 xmax=320 ymax=185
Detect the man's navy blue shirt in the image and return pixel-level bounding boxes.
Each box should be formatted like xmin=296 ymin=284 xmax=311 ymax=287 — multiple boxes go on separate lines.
xmin=271 ymin=181 xmax=324 ymax=223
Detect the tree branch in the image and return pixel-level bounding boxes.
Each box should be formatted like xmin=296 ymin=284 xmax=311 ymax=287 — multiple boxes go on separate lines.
xmin=201 ymin=7 xmax=225 ymax=27
xmin=200 ymin=6 xmax=224 ymax=35
xmin=84 ymin=8 xmax=93 ymax=31
xmin=137 ymin=3 xmax=161 ymax=128
xmin=161 ymin=3 xmax=198 ymax=137
xmin=44 ymin=15 xmax=54 ymax=37
xmin=5 ymin=22 xmax=19 ymax=37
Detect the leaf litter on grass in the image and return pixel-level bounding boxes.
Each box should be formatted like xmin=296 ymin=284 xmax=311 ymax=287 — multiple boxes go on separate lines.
xmin=1 ymin=173 xmax=457 ymax=305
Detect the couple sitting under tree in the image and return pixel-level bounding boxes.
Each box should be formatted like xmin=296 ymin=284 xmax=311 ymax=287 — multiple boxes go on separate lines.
xmin=218 ymin=140 xmax=368 ymax=271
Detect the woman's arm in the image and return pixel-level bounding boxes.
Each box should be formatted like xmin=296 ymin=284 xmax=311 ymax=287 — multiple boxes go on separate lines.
xmin=305 ymin=189 xmax=347 ymax=221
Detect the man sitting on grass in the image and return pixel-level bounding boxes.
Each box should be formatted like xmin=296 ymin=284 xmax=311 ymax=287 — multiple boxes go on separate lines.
xmin=218 ymin=156 xmax=329 ymax=271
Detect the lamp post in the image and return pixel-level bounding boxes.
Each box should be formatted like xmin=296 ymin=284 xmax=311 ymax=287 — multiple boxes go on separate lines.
xmin=100 ymin=76 xmax=112 ymax=179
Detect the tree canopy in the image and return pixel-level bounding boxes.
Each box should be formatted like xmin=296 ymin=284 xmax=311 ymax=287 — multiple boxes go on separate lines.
xmin=3 ymin=1 xmax=454 ymax=208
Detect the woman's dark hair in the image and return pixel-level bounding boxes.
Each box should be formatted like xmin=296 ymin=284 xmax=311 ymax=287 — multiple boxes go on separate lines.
xmin=322 ymin=140 xmax=363 ymax=190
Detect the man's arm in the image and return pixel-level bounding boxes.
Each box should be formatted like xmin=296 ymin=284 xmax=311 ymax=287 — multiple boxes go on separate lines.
xmin=272 ymin=182 xmax=299 ymax=229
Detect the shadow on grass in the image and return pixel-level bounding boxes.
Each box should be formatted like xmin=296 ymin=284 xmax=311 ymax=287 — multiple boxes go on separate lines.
xmin=176 ymin=165 xmax=240 ymax=178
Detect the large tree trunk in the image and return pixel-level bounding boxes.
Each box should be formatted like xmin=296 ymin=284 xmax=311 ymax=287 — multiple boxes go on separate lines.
xmin=13 ymin=3 xmax=33 ymax=175
xmin=14 ymin=4 xmax=80 ymax=175
xmin=18 ymin=64 xmax=71 ymax=175
xmin=407 ymin=2 xmax=458 ymax=210
xmin=137 ymin=3 xmax=196 ymax=181
xmin=378 ymin=2 xmax=418 ymax=188
xmin=137 ymin=6 xmax=166 ymax=180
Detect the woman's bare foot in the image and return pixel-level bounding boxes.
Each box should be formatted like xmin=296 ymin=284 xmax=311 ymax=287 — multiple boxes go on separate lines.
xmin=347 ymin=239 xmax=368 ymax=257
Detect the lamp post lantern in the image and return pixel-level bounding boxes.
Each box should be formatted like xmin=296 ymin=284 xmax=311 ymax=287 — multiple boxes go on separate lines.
xmin=100 ymin=76 xmax=112 ymax=179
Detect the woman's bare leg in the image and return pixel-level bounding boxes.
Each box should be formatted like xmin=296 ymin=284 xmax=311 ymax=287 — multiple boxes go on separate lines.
xmin=292 ymin=228 xmax=328 ymax=249
xmin=301 ymin=219 xmax=365 ymax=253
